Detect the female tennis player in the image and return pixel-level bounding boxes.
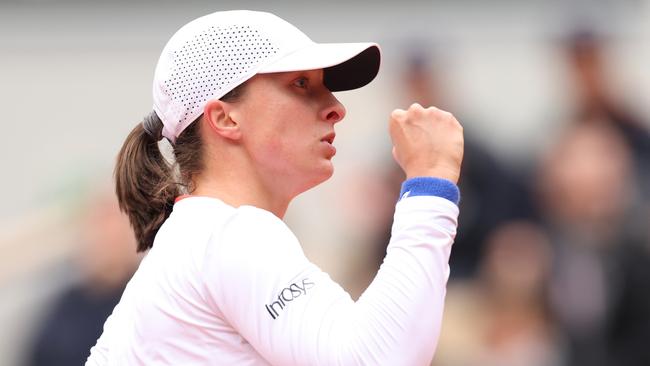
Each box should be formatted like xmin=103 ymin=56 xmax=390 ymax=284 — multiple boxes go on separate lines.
xmin=86 ymin=10 xmax=463 ymax=366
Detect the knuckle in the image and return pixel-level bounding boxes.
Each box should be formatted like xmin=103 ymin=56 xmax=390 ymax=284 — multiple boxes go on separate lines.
xmin=391 ymin=109 xmax=406 ymax=121
xmin=408 ymin=103 xmax=424 ymax=113
xmin=440 ymin=110 xmax=453 ymax=120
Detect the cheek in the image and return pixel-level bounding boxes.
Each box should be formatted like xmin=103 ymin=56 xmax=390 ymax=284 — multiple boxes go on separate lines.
xmin=252 ymin=130 xmax=295 ymax=168
xmin=263 ymin=117 xmax=307 ymax=155
xmin=245 ymin=98 xmax=316 ymax=161
xmin=266 ymin=134 xmax=306 ymax=162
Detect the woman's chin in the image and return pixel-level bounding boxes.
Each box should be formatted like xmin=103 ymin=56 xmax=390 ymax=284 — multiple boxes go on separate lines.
xmin=318 ymin=161 xmax=335 ymax=181
xmin=299 ymin=163 xmax=334 ymax=193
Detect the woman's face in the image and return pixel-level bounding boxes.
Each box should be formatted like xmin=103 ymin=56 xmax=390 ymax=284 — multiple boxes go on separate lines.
xmin=232 ymin=69 xmax=346 ymax=196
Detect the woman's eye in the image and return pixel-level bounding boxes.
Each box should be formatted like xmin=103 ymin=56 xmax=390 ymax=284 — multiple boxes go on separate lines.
xmin=293 ymin=77 xmax=308 ymax=89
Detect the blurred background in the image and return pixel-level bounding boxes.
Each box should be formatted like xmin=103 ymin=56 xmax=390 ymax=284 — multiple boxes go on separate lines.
xmin=1 ymin=0 xmax=649 ymax=365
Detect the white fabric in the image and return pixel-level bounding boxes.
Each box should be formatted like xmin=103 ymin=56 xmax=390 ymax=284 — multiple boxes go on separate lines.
xmin=86 ymin=195 xmax=458 ymax=365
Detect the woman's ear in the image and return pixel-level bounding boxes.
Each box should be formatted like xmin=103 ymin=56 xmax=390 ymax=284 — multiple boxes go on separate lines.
xmin=203 ymin=99 xmax=242 ymax=141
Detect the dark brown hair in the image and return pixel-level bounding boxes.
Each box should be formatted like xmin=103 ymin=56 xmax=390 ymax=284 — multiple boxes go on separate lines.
xmin=115 ymin=85 xmax=245 ymax=252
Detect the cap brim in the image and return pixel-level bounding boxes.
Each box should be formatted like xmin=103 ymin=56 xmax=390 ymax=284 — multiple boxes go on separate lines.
xmin=257 ymin=43 xmax=381 ymax=92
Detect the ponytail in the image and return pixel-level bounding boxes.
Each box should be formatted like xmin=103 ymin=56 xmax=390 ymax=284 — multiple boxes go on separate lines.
xmin=116 ymin=84 xmax=244 ymax=252
xmin=115 ymin=113 xmax=178 ymax=252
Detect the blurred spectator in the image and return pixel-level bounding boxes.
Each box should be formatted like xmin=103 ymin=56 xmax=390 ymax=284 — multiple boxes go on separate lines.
xmin=565 ymin=30 xmax=650 ymax=206
xmin=537 ymin=121 xmax=650 ymax=366
xmin=434 ymin=220 xmax=561 ymax=366
xmin=455 ymin=136 xmax=535 ymax=277
xmin=23 ymin=190 xmax=140 ymax=366
xmin=402 ymin=50 xmax=535 ymax=278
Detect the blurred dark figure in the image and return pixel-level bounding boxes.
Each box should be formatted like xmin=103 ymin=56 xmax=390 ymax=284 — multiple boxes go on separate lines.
xmin=434 ymin=220 xmax=561 ymax=366
xmin=537 ymin=121 xmax=650 ymax=366
xmin=24 ymin=191 xmax=140 ymax=366
xmin=567 ymin=30 xmax=650 ymax=207
xmin=394 ymin=51 xmax=535 ymax=278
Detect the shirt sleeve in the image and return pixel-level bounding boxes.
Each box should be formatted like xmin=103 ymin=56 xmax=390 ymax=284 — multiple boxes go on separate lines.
xmin=203 ymin=193 xmax=458 ymax=365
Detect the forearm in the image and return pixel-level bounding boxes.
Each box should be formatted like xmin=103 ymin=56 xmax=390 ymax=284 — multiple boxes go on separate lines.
xmin=341 ymin=194 xmax=457 ymax=365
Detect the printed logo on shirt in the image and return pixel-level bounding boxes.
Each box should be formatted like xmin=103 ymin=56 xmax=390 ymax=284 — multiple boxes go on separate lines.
xmin=265 ymin=278 xmax=315 ymax=320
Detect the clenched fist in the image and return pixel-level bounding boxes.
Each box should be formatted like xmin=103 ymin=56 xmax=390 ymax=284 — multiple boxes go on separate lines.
xmin=389 ymin=103 xmax=464 ymax=184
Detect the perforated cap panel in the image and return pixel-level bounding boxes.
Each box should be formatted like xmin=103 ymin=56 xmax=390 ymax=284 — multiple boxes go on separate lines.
xmin=161 ymin=24 xmax=277 ymax=137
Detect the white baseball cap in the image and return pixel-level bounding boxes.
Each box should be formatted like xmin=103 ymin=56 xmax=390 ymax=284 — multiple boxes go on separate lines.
xmin=153 ymin=10 xmax=381 ymax=143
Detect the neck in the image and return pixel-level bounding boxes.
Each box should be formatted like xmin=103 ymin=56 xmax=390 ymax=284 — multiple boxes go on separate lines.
xmin=192 ymin=152 xmax=293 ymax=218
xmin=193 ymin=175 xmax=290 ymax=218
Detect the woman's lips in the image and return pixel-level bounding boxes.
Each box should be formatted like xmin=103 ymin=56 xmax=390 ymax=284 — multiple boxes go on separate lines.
xmin=321 ymin=132 xmax=336 ymax=145
xmin=321 ymin=132 xmax=336 ymax=156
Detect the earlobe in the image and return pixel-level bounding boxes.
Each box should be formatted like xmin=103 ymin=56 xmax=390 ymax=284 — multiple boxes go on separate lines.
xmin=203 ymin=99 xmax=242 ymax=141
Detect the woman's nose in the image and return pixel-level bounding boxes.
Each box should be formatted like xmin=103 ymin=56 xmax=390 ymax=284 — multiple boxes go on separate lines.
xmin=320 ymin=94 xmax=346 ymax=124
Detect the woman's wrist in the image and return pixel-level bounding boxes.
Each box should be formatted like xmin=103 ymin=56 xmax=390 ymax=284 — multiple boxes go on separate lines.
xmin=399 ymin=177 xmax=460 ymax=205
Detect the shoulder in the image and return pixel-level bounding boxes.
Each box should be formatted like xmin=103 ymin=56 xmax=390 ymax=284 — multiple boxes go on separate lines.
xmin=226 ymin=205 xmax=293 ymax=236
xmin=219 ymin=205 xmax=303 ymax=259
xmin=206 ymin=205 xmax=306 ymax=275
xmin=202 ymin=205 xmax=313 ymax=314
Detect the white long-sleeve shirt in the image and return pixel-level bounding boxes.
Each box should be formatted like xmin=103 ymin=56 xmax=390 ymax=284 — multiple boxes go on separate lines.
xmin=87 ymin=179 xmax=459 ymax=365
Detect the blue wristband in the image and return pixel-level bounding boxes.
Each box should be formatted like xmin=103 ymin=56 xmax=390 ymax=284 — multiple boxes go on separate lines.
xmin=399 ymin=177 xmax=460 ymax=205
